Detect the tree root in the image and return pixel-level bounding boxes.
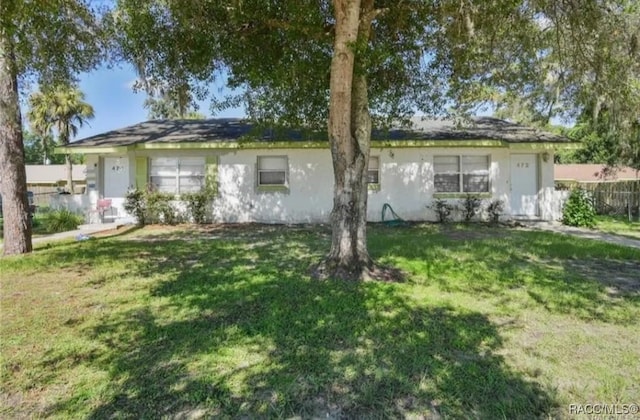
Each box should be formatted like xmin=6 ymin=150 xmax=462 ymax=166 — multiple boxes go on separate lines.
xmin=310 ymin=257 xmax=404 ymax=282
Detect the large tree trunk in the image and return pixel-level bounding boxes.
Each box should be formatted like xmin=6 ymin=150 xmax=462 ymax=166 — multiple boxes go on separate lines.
xmin=314 ymin=0 xmax=373 ymax=280
xmin=0 ymin=31 xmax=33 ymax=255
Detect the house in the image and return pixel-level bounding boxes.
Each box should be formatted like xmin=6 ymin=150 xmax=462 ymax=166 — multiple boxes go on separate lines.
xmin=14 ymin=165 xmax=86 ymax=207
xmin=554 ymin=164 xmax=640 ymax=216
xmin=555 ymin=164 xmax=640 ymax=186
xmin=26 ymin=164 xmax=87 ymax=191
xmin=56 ymin=117 xmax=575 ymax=224
xmin=0 ymin=165 xmax=86 ymax=216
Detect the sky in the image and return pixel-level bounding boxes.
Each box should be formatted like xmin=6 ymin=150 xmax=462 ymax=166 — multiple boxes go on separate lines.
xmin=70 ymin=64 xmax=245 ymax=141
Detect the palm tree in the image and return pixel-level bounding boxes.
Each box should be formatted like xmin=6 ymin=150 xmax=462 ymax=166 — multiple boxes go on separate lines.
xmin=27 ymin=85 xmax=94 ymax=191
xmin=27 ymin=92 xmax=56 ymax=164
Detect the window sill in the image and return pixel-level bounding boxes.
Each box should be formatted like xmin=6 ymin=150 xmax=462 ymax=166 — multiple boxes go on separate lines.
xmin=257 ymin=185 xmax=290 ymax=193
xmin=433 ymin=192 xmax=492 ymax=199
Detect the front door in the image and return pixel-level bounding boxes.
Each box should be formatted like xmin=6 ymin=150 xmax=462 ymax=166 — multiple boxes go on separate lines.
xmin=103 ymin=157 xmax=130 ymax=216
xmin=510 ymin=154 xmax=538 ymax=216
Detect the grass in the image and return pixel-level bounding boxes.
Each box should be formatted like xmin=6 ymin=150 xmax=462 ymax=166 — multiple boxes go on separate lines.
xmin=1 ymin=223 xmax=639 ymax=418
xmin=0 ymin=209 xmax=84 ymax=245
xmin=595 ymin=215 xmax=640 ymax=239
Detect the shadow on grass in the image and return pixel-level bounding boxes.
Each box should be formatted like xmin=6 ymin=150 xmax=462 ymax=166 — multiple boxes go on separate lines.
xmin=372 ymin=224 xmax=640 ymax=324
xmin=39 ymin=227 xmax=558 ymax=418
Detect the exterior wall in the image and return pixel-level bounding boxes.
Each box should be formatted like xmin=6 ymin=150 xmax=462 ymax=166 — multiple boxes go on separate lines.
xmin=538 ymin=152 xmax=561 ymax=220
xmin=367 ymin=147 xmax=511 ymax=222
xmin=215 ymin=149 xmax=333 ymax=223
xmin=85 ymin=155 xmax=100 ymax=223
xmin=92 ymin=147 xmax=562 ymax=224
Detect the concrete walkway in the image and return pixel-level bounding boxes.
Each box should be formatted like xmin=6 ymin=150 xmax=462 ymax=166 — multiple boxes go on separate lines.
xmin=521 ymin=221 xmax=640 ymax=250
xmin=32 ymin=223 xmax=125 ymax=245
xmin=0 ymin=223 xmax=124 ymax=249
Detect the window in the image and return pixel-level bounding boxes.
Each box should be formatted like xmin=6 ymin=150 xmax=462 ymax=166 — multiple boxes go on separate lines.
xmin=257 ymin=156 xmax=288 ymax=187
xmin=434 ymin=155 xmax=489 ymax=193
xmin=367 ymin=156 xmax=380 ymax=186
xmin=150 ymin=157 xmax=205 ymax=194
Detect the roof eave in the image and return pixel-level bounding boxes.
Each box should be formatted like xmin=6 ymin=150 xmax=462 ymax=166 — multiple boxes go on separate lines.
xmin=56 ymin=138 xmax=578 ymax=154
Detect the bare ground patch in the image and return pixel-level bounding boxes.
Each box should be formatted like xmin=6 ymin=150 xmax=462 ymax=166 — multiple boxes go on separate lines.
xmin=564 ymin=259 xmax=640 ymax=295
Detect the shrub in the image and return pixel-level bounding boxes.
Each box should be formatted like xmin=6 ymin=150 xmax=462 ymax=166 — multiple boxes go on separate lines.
xmin=430 ymin=199 xmax=456 ymax=223
xmin=460 ymin=194 xmax=483 ymax=222
xmin=182 ymin=192 xmax=211 ymax=224
xmin=146 ymin=192 xmax=177 ymax=224
xmin=125 ymin=188 xmax=211 ymax=226
xmin=42 ymin=209 xmax=84 ymax=233
xmin=124 ymin=188 xmax=146 ymax=226
xmin=562 ymin=188 xmax=596 ymax=228
xmin=487 ymin=199 xmax=504 ymax=224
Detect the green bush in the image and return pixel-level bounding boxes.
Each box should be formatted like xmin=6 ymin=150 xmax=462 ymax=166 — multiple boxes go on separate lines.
xmin=460 ymin=194 xmax=482 ymax=222
xmin=430 ymin=199 xmax=456 ymax=223
xmin=124 ymin=188 xmax=211 ymax=226
xmin=42 ymin=209 xmax=84 ymax=233
xmin=562 ymin=188 xmax=596 ymax=228
xmin=182 ymin=192 xmax=211 ymax=224
xmin=487 ymin=199 xmax=504 ymax=224
xmin=146 ymin=192 xmax=177 ymax=225
xmin=124 ymin=189 xmax=146 ymax=226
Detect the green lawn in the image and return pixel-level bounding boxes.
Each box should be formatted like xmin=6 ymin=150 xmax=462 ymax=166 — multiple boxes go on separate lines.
xmin=595 ymin=215 xmax=640 ymax=240
xmin=1 ymin=224 xmax=639 ymax=418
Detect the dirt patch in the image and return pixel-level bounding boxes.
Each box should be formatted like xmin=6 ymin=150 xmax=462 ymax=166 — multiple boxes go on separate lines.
xmin=565 ymin=259 xmax=640 ymax=295
xmin=122 ymin=223 xmax=332 ymax=242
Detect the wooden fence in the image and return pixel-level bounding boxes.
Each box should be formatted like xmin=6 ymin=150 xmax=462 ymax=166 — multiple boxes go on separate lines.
xmin=579 ymin=181 xmax=640 ymax=217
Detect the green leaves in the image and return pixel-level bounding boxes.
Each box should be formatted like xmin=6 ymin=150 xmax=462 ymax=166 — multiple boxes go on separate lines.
xmin=3 ymin=0 xmax=107 ymax=86
xmin=26 ymin=84 xmax=95 ymax=146
xmin=562 ymin=188 xmax=597 ymax=228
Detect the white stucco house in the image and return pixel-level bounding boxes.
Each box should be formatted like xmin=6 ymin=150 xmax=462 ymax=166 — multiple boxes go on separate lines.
xmin=56 ymin=117 xmax=575 ymax=224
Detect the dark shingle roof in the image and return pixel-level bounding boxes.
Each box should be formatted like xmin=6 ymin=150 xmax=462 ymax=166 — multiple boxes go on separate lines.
xmin=68 ymin=116 xmax=570 ymax=148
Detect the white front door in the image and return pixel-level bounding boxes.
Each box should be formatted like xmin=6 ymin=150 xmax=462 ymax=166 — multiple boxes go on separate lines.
xmin=510 ymin=154 xmax=538 ymax=216
xmin=103 ymin=157 xmax=130 ymax=216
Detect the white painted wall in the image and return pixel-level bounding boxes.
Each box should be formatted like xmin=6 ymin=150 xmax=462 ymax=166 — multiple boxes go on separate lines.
xmin=538 ymin=153 xmax=562 ymax=220
xmin=92 ymin=146 xmax=561 ymax=224
xmin=214 ymin=149 xmax=334 ymax=223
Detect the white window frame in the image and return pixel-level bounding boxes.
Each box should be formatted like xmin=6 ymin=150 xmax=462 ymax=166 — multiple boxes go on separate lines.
xmin=257 ymin=155 xmax=288 ymax=188
xmin=149 ymin=157 xmax=205 ymax=195
xmin=434 ymin=155 xmax=490 ymax=193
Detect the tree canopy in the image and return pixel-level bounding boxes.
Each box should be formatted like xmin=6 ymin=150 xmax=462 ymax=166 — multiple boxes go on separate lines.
xmin=112 ymin=1 xmax=639 ymax=121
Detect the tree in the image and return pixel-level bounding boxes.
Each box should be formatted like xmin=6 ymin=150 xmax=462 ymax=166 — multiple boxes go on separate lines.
xmin=142 ymin=81 xmax=205 ymax=120
xmin=26 ymin=92 xmax=57 ymax=165
xmin=0 ymin=0 xmax=104 ymax=256
xmin=492 ymin=1 xmax=640 ymax=168
xmin=561 ymin=108 xmax=640 ymax=170
xmin=0 ymin=28 xmax=30 ymax=255
xmin=22 ymin=130 xmax=64 ymax=164
xmin=113 ymin=0 xmax=639 ymax=279
xmin=27 ymin=86 xmax=95 ymax=191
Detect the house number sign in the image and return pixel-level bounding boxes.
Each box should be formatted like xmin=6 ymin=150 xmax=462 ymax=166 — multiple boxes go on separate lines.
xmin=516 ymin=162 xmax=530 ymax=168
xmin=111 ymin=165 xmax=125 ymax=173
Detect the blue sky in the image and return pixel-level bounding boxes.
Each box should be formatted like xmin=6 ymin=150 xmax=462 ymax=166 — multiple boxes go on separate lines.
xmin=70 ymin=64 xmax=245 ymax=141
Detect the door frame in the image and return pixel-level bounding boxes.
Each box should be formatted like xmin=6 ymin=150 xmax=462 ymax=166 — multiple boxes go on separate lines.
xmin=510 ymin=153 xmax=540 ymax=217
